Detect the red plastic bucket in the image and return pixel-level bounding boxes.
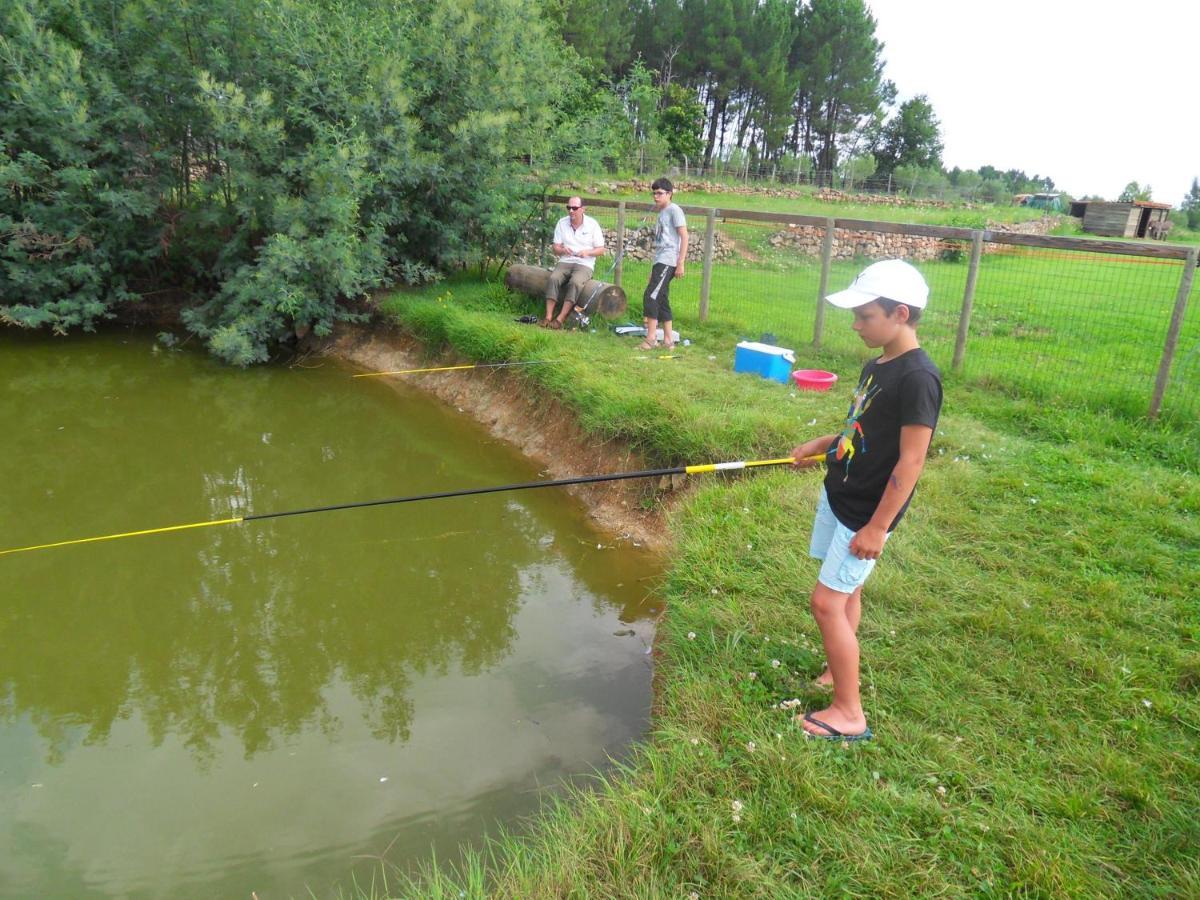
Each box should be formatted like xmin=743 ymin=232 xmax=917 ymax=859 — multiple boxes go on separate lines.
xmin=791 ymin=369 xmax=838 ymax=391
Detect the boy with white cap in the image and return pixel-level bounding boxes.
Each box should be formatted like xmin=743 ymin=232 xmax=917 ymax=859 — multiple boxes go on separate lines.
xmin=791 ymin=259 xmax=943 ymax=741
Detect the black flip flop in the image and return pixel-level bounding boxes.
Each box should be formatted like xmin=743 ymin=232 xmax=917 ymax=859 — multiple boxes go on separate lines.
xmin=802 ymin=711 xmax=873 ymax=742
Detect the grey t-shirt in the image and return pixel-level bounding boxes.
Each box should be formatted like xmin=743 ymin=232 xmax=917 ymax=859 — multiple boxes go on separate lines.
xmin=654 ymin=203 xmax=687 ymax=266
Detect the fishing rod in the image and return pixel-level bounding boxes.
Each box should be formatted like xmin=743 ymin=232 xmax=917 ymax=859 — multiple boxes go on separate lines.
xmin=0 ymin=454 xmax=827 ymax=558
xmin=353 ymin=359 xmax=557 ymax=378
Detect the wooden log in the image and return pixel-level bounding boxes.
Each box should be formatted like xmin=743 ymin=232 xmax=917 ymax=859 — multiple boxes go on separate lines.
xmin=505 ymin=264 xmax=627 ymax=317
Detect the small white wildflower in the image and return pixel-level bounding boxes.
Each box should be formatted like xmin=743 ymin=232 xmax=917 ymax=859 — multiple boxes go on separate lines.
xmin=954 ymin=736 xmax=963 ymax=743
xmin=1121 ymin=666 xmax=1131 ymax=674
xmin=889 ymin=629 xmax=896 ymax=636
xmin=771 ymin=659 xmax=781 ymax=668
xmin=732 ymin=814 xmax=741 ymax=823
xmin=731 ymin=800 xmax=743 ymax=813
xmin=872 ymin=771 xmax=881 ymax=781
xmin=807 ymin=418 xmax=817 ymax=426
xmin=711 ymin=588 xmax=719 ymax=595
xmin=775 ymin=732 xmax=783 ymax=740
xmin=748 ymin=671 xmax=757 ymax=680
xmin=763 ymin=635 xmax=770 ymax=642
xmin=1028 ymin=498 xmax=1039 ymax=505
xmin=1143 ymin=699 xmax=1152 ymax=708
xmin=746 ymin=741 xmax=756 ymax=752
xmin=742 ymin=507 xmax=750 ymax=513
xmin=936 ymin=785 xmax=947 ymax=796
xmin=977 ymin=822 xmax=990 ymax=832
xmin=691 ymin=737 xmax=700 ymax=746
xmin=687 ymin=631 xmax=696 ymax=640
xmin=746 ymin=543 xmax=753 ymax=550
xmin=790 ymin=811 xmax=797 ymax=819
xmin=643 ymin=806 xmax=653 ymax=815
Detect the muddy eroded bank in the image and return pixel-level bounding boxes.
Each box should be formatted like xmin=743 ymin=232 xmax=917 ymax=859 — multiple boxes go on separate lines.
xmin=321 ymin=324 xmax=670 ymax=552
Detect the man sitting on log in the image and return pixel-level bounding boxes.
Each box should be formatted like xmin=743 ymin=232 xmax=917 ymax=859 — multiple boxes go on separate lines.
xmin=542 ymin=196 xmax=605 ymax=329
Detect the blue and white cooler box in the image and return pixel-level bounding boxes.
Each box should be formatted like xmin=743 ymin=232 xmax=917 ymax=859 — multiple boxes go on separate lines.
xmin=734 ymin=341 xmax=795 ymax=384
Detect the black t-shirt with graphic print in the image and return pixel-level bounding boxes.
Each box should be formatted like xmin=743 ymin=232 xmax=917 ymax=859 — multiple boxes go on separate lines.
xmin=823 ymin=347 xmax=942 ymax=532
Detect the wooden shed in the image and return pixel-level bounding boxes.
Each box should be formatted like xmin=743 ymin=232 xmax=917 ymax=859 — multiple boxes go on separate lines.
xmin=1076 ymin=200 xmax=1172 ymax=238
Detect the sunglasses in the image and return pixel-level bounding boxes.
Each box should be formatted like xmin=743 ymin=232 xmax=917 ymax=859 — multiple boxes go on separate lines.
xmin=566 ymin=205 xmax=582 ymax=210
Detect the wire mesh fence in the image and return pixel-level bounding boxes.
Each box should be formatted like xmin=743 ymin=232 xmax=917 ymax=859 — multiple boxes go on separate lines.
xmin=515 ymin=197 xmax=1198 ymax=429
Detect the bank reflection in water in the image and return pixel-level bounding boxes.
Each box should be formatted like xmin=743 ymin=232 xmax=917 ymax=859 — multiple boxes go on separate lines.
xmin=0 ymin=332 xmax=659 ymax=896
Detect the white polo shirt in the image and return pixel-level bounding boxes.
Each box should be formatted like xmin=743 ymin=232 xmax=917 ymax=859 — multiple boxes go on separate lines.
xmin=553 ymin=215 xmax=604 ymax=270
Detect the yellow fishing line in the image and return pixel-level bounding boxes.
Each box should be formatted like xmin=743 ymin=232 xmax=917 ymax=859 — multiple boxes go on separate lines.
xmin=0 ymin=517 xmax=243 ymax=557
xmin=353 ymin=363 xmax=477 ymax=378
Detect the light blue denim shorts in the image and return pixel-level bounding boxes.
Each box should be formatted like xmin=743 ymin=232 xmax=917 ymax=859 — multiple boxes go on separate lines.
xmin=809 ymin=486 xmax=889 ymax=594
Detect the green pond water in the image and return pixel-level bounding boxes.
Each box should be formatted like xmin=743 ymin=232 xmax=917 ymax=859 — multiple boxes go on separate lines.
xmin=0 ymin=331 xmax=660 ymax=898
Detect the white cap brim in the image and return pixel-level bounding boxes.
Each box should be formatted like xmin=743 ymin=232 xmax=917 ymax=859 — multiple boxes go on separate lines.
xmin=824 ymin=287 xmax=880 ymax=309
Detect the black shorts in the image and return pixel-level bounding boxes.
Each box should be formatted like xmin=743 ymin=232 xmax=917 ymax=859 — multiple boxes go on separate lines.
xmin=643 ymin=263 xmax=675 ymax=321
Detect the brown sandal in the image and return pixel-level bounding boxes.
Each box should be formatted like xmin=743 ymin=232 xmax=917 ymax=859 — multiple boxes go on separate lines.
xmin=634 ymin=340 xmax=658 ymax=351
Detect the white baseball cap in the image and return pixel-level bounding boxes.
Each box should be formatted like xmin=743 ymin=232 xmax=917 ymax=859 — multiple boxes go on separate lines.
xmin=825 ymin=259 xmax=929 ymax=309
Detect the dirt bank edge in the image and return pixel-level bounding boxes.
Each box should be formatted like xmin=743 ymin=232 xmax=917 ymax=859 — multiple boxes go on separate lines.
xmin=319 ymin=323 xmax=670 ymax=551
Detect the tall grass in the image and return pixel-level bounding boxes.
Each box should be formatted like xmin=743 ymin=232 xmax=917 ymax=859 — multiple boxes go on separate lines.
xmin=349 ymin=278 xmax=1199 ymax=897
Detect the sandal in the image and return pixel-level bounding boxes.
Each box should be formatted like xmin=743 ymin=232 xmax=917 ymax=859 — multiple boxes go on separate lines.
xmin=547 ymin=319 xmax=562 ymax=330
xmin=634 ymin=340 xmax=658 ymax=351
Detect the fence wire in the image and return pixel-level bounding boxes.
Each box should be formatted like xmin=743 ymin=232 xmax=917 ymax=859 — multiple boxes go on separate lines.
xmin=518 ymin=197 xmax=1198 ymax=429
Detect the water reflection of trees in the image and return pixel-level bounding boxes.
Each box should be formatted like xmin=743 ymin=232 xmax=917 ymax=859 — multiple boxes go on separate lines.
xmin=0 ymin=337 xmax=573 ymax=766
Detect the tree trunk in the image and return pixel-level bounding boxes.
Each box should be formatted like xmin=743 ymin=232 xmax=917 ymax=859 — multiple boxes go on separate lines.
xmin=702 ymin=93 xmax=727 ymax=170
xmin=505 ymin=264 xmax=627 ymax=318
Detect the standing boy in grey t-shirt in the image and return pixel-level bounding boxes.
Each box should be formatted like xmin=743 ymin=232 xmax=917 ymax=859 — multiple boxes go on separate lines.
xmin=638 ymin=178 xmax=688 ymax=351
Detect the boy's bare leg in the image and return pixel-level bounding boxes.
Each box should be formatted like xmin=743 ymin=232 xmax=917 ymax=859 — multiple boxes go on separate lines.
xmin=802 ymin=582 xmax=868 ymax=736
xmin=815 ymin=585 xmax=861 ymax=686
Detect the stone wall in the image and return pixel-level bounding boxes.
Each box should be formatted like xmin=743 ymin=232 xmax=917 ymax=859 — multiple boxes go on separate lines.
xmin=607 ymin=225 xmax=737 ymax=263
xmin=766 ymin=217 xmax=1061 ymax=262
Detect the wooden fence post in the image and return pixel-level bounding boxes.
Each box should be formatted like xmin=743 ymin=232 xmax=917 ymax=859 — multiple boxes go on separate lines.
xmin=614 ymin=201 xmax=626 ymax=288
xmin=952 ymin=230 xmax=984 ymax=372
xmin=814 ymin=217 xmax=835 ymax=347
xmin=539 ymin=198 xmax=549 ymax=267
xmin=1149 ymin=246 xmax=1197 ymax=419
xmin=699 ymin=207 xmax=716 ymax=322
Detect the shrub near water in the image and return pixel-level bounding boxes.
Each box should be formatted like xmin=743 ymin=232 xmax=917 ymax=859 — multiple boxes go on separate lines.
xmin=0 ymin=0 xmax=590 ymax=363
xmin=364 ymin=279 xmax=1199 ymax=897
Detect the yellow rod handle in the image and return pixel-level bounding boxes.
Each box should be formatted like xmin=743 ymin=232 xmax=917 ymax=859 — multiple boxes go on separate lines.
xmin=683 ymin=455 xmax=823 ymax=475
xmin=0 ymin=517 xmax=244 ymax=558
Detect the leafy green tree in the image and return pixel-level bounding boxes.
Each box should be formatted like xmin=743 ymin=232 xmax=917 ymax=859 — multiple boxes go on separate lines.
xmin=792 ymin=0 xmax=888 ymax=172
xmin=874 ymin=95 xmax=943 ymax=174
xmin=656 ymin=83 xmax=705 ymax=161
xmin=1183 ymin=177 xmax=1200 ymax=230
xmin=1119 ymin=181 xmax=1152 ymax=202
xmin=0 ymin=1 xmax=157 ymax=332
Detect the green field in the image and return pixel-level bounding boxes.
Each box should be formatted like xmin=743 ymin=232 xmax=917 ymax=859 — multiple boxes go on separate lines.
xmin=536 ymin=205 xmax=1200 ymax=435
xmin=348 ymin=277 xmax=1199 ymax=897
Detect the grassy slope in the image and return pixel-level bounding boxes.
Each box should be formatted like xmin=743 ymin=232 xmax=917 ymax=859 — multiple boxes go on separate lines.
xmin=364 ymin=279 xmax=1199 ymax=898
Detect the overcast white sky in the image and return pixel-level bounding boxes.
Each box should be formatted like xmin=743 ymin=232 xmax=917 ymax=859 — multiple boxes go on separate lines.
xmin=865 ymin=0 xmax=1198 ymax=205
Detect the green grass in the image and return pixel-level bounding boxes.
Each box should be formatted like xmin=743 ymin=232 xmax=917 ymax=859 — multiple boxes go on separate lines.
xmin=350 ymin=277 xmax=1200 ymax=897
xmin=576 ymin=180 xmax=1053 ymax=228
xmin=528 ymin=212 xmax=1200 ymax=436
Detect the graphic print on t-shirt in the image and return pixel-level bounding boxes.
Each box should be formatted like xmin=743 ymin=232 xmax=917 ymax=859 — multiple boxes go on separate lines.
xmin=835 ymin=374 xmax=882 ymax=481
